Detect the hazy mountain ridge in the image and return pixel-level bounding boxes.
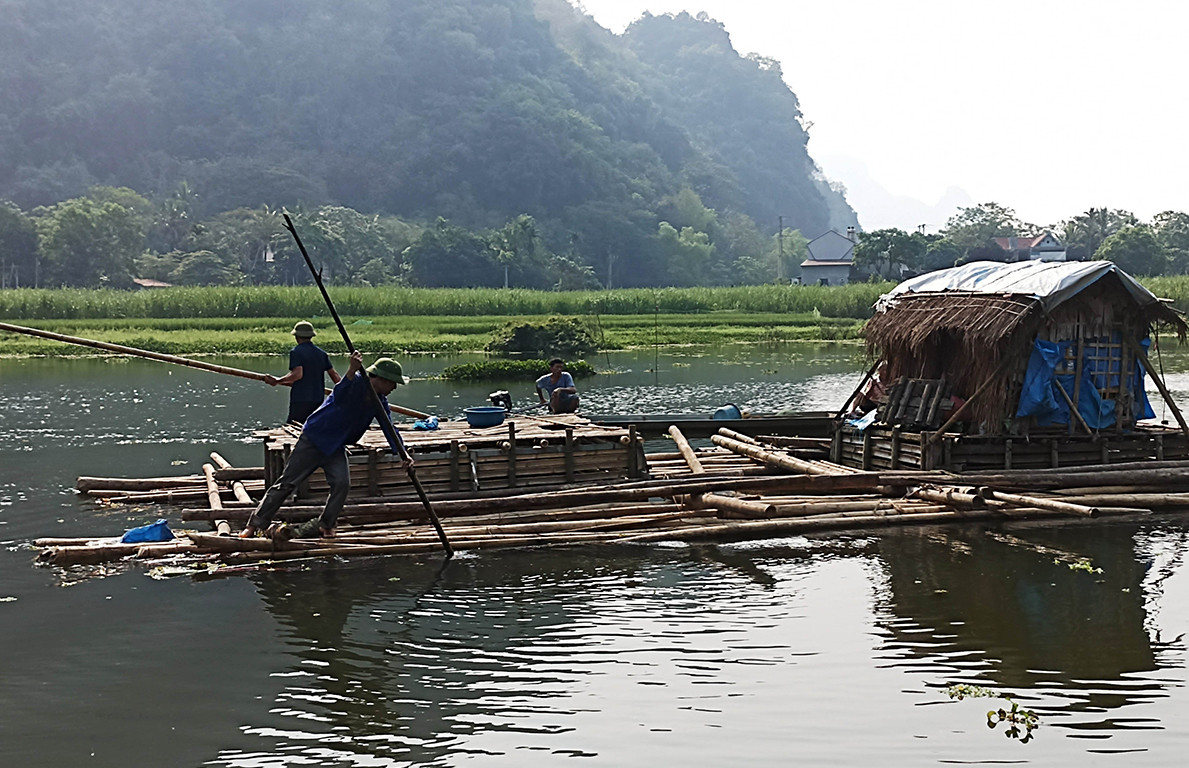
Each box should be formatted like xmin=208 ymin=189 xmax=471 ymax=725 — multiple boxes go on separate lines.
xmin=0 ymin=0 xmax=856 ymax=286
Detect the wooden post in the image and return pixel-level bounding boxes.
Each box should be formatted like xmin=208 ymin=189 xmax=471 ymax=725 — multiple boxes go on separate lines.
xmin=1072 ymin=325 xmax=1085 ymax=428
xmin=507 ymin=422 xmax=517 ymax=486
xmin=861 ymin=429 xmax=873 ymax=470
xmin=890 ymin=426 xmax=901 ymax=469
xmin=450 ymin=440 xmax=460 ymax=492
xmin=564 ymin=428 xmax=575 ymax=483
xmin=367 ymin=448 xmax=380 ymax=497
xmin=1125 ymin=336 xmax=1189 ymax=437
xmin=628 ymin=425 xmax=639 ymax=478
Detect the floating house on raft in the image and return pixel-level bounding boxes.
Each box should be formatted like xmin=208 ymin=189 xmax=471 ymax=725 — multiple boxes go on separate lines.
xmin=833 ymin=260 xmax=1189 ymax=470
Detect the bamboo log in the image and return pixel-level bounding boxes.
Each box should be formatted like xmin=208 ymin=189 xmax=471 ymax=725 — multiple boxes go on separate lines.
xmin=202 ymin=464 xmax=224 ymax=511
xmin=910 ymin=486 xmax=984 ymax=509
xmin=212 ymin=467 xmax=265 ymax=482
xmin=181 ymin=472 xmax=891 ymax=522
xmin=77 ymin=475 xmax=204 ymax=492
xmin=1052 ymin=492 xmax=1189 ymax=508
xmin=711 ymin=433 xmax=839 ymax=475
xmin=668 ymin=426 xmax=706 ymax=474
xmin=945 ymin=467 xmax=1189 ymax=490
xmin=1051 ymin=377 xmax=1095 ymax=436
xmin=980 ymin=489 xmax=1099 ymax=517
xmin=716 ymin=427 xmax=760 ymax=445
xmin=38 ymin=539 xmax=188 ymax=567
xmin=690 ymin=493 xmax=775 ymax=517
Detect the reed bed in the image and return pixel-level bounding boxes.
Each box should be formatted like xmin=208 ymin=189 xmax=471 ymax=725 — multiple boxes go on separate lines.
xmin=0 ymin=284 xmax=890 ymax=321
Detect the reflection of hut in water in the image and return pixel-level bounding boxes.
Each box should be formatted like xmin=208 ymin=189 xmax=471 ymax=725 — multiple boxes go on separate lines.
xmin=835 ymin=261 xmax=1189 ymax=470
xmin=873 ymin=522 xmax=1158 ymax=714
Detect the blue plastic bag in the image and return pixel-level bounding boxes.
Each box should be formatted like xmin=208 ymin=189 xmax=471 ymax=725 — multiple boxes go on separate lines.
xmin=121 ymin=518 xmax=174 ymax=543
xmin=413 ymin=415 xmax=440 ymax=431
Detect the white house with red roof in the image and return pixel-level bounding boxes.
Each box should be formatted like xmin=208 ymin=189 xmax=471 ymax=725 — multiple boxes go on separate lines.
xmin=992 ymin=232 xmax=1066 ymax=262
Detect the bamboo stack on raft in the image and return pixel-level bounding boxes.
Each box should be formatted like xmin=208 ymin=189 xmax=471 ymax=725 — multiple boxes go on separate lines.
xmin=78 ymin=453 xmax=265 ymax=504
xmin=258 ymin=413 xmax=644 ymax=500
xmin=36 ymin=425 xmax=1189 ymax=572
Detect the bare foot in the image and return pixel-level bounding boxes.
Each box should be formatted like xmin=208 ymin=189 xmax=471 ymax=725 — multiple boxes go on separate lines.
xmin=237 ymin=525 xmax=258 ymax=539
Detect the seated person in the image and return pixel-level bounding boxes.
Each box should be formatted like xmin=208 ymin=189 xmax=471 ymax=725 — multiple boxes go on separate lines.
xmin=536 ymin=357 xmax=580 ymax=414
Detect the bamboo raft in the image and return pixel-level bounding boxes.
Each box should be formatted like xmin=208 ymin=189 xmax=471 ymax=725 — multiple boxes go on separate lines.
xmin=36 ymin=421 xmax=1189 ymax=575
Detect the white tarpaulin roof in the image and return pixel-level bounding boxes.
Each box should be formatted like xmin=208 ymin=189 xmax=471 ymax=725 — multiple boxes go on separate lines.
xmin=876 ymin=260 xmax=1163 ymax=313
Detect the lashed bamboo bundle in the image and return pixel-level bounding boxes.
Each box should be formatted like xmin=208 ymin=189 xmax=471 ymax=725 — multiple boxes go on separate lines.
xmin=42 ymin=421 xmax=1189 ymax=576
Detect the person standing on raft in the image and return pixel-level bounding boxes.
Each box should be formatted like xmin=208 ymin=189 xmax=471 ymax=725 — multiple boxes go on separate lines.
xmin=536 ymin=357 xmax=579 ymax=414
xmin=241 ymin=351 xmax=411 ymax=538
xmin=265 ymin=321 xmax=341 ymax=424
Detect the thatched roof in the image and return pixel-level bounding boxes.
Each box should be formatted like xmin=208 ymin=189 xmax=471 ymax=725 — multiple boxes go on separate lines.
xmin=867 ymin=261 xmax=1187 ymax=355
xmin=863 ymin=261 xmax=1187 ymax=428
xmin=864 ymin=292 xmax=1041 ymax=360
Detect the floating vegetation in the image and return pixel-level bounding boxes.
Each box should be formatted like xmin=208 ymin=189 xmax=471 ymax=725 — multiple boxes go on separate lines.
xmin=1062 ymin=557 xmax=1103 ymax=574
xmin=440 ymin=358 xmax=595 ymax=382
xmin=945 ymin=684 xmax=1039 ymax=743
xmin=987 ymin=700 xmax=1039 ymax=742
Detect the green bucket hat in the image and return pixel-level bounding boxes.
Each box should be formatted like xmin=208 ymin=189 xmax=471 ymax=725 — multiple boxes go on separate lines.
xmin=292 ymin=321 xmax=317 ymax=338
xmin=366 ymin=357 xmax=410 ymax=385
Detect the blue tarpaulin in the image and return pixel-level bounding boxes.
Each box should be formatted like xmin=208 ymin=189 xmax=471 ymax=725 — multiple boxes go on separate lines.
xmin=1015 ymin=337 xmax=1154 ymax=429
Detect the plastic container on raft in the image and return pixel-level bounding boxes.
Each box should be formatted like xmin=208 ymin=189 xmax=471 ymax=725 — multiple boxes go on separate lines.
xmin=464 ymin=406 xmax=507 ymax=428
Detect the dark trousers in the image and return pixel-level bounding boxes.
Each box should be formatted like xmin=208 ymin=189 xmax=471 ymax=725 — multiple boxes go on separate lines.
xmin=248 ymin=434 xmax=351 ymax=531
xmin=287 ymin=400 xmax=322 ymax=425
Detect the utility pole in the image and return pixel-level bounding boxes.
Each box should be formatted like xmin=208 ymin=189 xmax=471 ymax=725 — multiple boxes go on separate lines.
xmin=777 ymin=215 xmax=784 ymax=282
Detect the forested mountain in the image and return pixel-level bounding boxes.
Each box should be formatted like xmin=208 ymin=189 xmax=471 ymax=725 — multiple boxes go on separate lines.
xmin=0 ymin=0 xmax=856 ymax=288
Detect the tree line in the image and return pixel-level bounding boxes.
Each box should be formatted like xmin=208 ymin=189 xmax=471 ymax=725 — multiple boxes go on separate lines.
xmin=0 ymin=186 xmax=810 ymax=289
xmin=851 ymin=202 xmax=1189 ymax=279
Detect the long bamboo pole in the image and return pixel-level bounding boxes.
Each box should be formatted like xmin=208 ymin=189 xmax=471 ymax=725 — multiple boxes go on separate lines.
xmin=0 ymin=320 xmax=429 ymax=419
xmin=1125 ymin=336 xmax=1189 ymax=437
xmin=282 ymin=213 xmax=452 ymax=558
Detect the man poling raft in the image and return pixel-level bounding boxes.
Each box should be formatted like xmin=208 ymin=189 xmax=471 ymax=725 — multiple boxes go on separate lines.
xmin=241 ymin=350 xmax=411 ymax=539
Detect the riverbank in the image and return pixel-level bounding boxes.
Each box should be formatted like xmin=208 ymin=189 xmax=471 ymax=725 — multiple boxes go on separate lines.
xmin=0 ymin=312 xmax=864 ymax=356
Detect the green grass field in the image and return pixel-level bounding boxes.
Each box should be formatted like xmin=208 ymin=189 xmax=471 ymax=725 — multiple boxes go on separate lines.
xmin=0 ymin=312 xmax=865 ymax=356
xmin=0 ymin=284 xmax=880 ymax=356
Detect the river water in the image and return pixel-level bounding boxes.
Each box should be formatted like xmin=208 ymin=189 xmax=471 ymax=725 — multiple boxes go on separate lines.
xmin=4 ymin=345 xmax=1189 ymax=766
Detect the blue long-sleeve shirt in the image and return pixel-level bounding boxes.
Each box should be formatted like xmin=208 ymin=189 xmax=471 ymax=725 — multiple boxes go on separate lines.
xmin=302 ymin=371 xmax=390 ymax=455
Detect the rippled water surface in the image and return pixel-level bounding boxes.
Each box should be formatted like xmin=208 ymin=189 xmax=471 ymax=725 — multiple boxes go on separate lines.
xmin=4 ymin=345 xmax=1189 ymax=766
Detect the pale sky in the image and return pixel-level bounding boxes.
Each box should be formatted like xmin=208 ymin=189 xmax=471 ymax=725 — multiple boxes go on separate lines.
xmin=575 ymin=0 xmax=1189 ymax=232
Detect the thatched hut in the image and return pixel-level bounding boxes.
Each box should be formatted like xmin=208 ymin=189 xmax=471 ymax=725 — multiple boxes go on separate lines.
xmin=834 ymin=261 xmax=1189 ymax=471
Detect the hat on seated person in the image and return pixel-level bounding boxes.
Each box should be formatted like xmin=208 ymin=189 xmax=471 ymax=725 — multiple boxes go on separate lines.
xmin=366 ymin=358 xmax=410 ymax=385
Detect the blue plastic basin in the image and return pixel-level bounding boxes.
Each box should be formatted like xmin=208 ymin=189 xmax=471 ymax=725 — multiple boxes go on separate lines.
xmin=464 ymin=406 xmax=507 ymax=428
